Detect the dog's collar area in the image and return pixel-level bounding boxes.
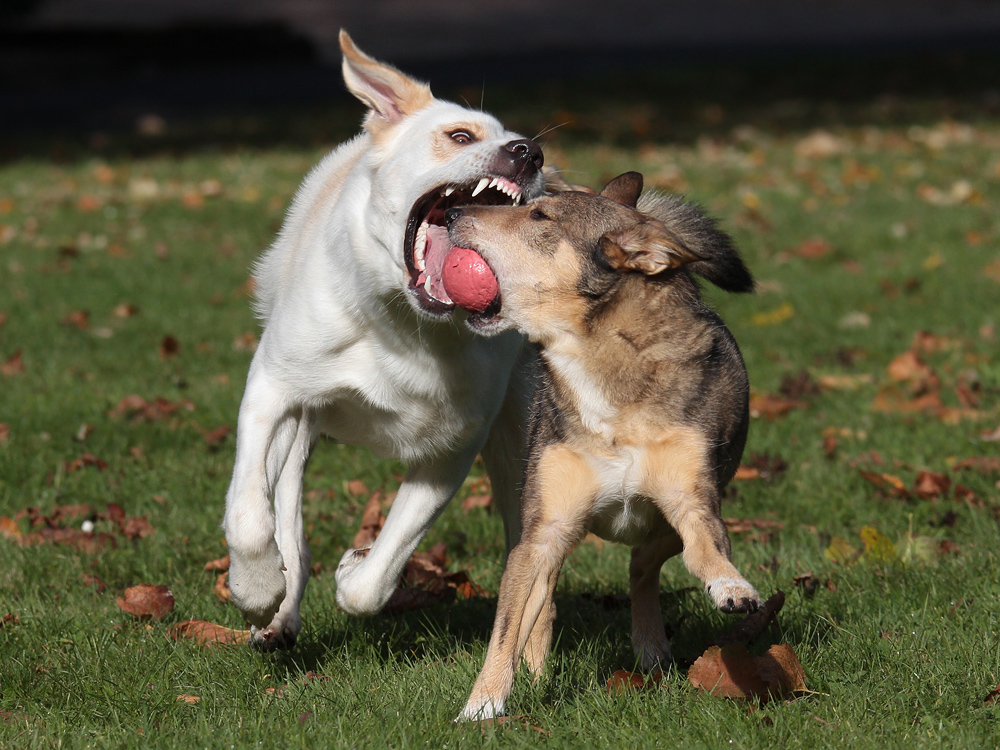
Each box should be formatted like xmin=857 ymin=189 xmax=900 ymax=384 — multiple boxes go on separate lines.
xmin=403 ymin=177 xmax=520 ymax=315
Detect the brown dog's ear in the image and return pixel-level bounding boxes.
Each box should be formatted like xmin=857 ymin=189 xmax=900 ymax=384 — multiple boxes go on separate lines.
xmin=600 ymin=218 xmax=703 ymax=275
xmin=340 ymin=30 xmax=433 ymax=129
xmin=599 ymin=172 xmax=644 ymax=207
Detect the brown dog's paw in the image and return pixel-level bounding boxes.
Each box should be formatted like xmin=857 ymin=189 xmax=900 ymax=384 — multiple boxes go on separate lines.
xmin=707 ymin=577 xmax=761 ymax=614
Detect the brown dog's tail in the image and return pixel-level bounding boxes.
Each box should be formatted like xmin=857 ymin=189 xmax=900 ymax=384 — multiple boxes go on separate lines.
xmin=637 ymin=191 xmax=754 ymax=294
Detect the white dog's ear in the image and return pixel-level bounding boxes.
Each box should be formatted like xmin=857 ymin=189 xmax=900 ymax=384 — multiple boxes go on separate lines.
xmin=600 ymin=218 xmax=703 ymax=275
xmin=340 ymin=30 xmax=433 ymax=130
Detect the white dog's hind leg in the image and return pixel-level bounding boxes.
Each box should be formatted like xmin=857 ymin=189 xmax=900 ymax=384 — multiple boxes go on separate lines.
xmin=249 ymin=411 xmax=315 ymax=650
xmin=223 ymin=364 xmax=301 ymax=631
xmin=336 ymin=444 xmax=481 ymax=615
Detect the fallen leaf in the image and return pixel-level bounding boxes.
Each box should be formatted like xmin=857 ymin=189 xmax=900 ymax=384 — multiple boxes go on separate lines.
xmin=0 ymin=423 xmax=8 ymax=443
xmin=113 ymin=303 xmax=139 ymax=318
xmin=752 ymin=302 xmax=795 ymax=327
xmin=116 ymin=584 xmax=175 ymax=620
xmin=213 ymin=572 xmax=232 ymax=603
xmin=791 ymin=238 xmax=833 ymax=259
xmin=23 ymin=528 xmax=116 ymax=553
xmin=0 ymin=516 xmax=22 ymax=541
xmin=816 ymin=373 xmax=873 ymax=391
xmin=345 ymin=479 xmax=369 ymax=496
xmin=60 ymin=310 xmax=90 ymax=330
xmin=202 ymin=425 xmax=231 ymax=449
xmin=108 ymin=395 xmax=194 ymax=423
xmin=860 ymin=526 xmax=897 ymax=563
xmin=913 ymin=471 xmax=950 ymax=499
xmin=688 ymin=643 xmax=806 ymax=701
xmin=461 ymin=494 xmax=493 ymax=512
xmin=750 ymin=394 xmax=805 ymax=420
xmin=352 ymin=492 xmax=385 ymax=549
xmin=159 ymin=335 xmax=180 ymax=359
xmin=982 ymin=425 xmax=1000 ymax=442
xmin=716 ymin=591 xmax=785 ymax=646
xmin=825 ymin=536 xmax=858 ymax=564
xmin=63 ymin=453 xmax=109 ymax=473
xmin=985 ymin=682 xmax=1000 ymax=706
xmin=725 ymin=518 xmax=785 ymax=534
xmin=121 ymin=515 xmax=155 ymax=540
xmin=176 ymin=694 xmax=201 ymax=704
xmin=733 ymin=466 xmax=760 ymax=481
xmin=1 ymin=349 xmax=24 ymax=376
xmin=951 ymin=457 xmax=1000 ymax=474
xmin=1 ymin=613 xmax=20 ymax=628
xmin=779 ymin=370 xmax=820 ymax=400
xmin=606 ymin=669 xmax=662 ymax=694
xmin=858 ymin=470 xmax=910 ymax=499
xmin=887 ymin=350 xmax=938 ymax=387
xmin=168 ymin=619 xmax=249 ymax=647
xmin=204 ymin=554 xmax=230 ymax=571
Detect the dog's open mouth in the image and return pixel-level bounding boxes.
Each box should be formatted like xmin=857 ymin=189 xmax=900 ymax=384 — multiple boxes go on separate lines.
xmin=404 ymin=176 xmax=517 ymax=317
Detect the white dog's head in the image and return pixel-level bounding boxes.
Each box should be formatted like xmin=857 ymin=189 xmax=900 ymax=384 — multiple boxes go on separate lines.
xmin=340 ymin=32 xmax=547 ymax=327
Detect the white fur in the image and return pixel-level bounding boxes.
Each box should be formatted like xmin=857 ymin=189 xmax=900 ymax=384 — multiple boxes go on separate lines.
xmin=222 ymin=38 xmax=543 ymax=647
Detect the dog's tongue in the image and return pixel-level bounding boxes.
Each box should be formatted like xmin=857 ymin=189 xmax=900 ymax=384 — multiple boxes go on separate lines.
xmin=442 ymin=246 xmax=498 ymax=313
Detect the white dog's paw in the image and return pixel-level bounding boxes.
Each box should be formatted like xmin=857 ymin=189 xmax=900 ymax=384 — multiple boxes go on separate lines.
xmin=335 ymin=547 xmax=392 ymax=616
xmin=454 ymin=698 xmax=503 ymax=723
xmin=228 ymin=541 xmax=287 ymax=629
xmin=249 ymin=611 xmax=302 ymax=652
xmin=706 ymin=577 xmax=761 ymax=614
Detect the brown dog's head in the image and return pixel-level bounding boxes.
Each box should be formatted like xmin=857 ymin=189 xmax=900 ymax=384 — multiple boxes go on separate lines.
xmin=445 ymin=172 xmax=753 ymax=339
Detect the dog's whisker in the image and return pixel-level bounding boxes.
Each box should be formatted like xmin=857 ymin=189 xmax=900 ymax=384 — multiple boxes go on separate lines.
xmin=533 ymin=121 xmax=571 ymax=140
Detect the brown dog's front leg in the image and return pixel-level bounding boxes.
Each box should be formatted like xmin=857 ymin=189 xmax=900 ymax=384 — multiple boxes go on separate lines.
xmin=456 ymin=540 xmax=564 ymax=721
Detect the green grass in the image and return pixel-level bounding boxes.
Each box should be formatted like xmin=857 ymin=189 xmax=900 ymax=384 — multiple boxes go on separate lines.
xmin=2 ymin=52 xmax=1000 ymax=748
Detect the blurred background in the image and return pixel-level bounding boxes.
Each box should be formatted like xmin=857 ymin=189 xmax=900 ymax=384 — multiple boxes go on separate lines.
xmin=4 ymin=0 xmax=1000 ymax=152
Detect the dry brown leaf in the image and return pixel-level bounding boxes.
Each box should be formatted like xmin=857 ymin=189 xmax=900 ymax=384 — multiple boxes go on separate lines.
xmin=816 ymin=373 xmax=873 ymax=391
xmin=345 ymin=479 xmax=369 ymax=496
xmin=733 ymin=466 xmax=760 ymax=481
xmin=168 ymin=619 xmax=249 ymax=646
xmin=986 ymin=682 xmax=1000 ymax=706
xmin=951 ymin=457 xmax=1000 ymax=474
xmin=858 ymin=470 xmax=910 ymax=499
xmin=0 ymin=516 xmax=22 ymax=541
xmin=24 ymin=528 xmax=117 ymax=553
xmin=203 ymin=425 xmax=231 ymax=449
xmin=1 ymin=613 xmax=20 ymax=628
xmin=606 ymin=669 xmax=662 ymax=694
xmin=0 ymin=423 xmax=8 ymax=443
xmin=913 ymin=470 xmax=951 ymax=499
xmin=60 ymin=310 xmax=90 ymax=330
xmin=108 ymin=395 xmax=194 ymax=423
xmin=688 ymin=643 xmax=806 ymax=701
xmin=159 ymin=335 xmax=180 ymax=359
xmin=204 ymin=554 xmax=230 ymax=571
xmin=113 ymin=303 xmax=139 ymax=319
xmin=887 ymin=350 xmax=938 ymax=387
xmin=176 ymin=694 xmax=201 ymax=704
xmin=715 ymin=591 xmax=785 ymax=646
xmin=116 ymin=584 xmax=175 ymax=620
xmin=121 ymin=515 xmax=155 ymax=540
xmin=461 ymin=494 xmax=493 ymax=512
xmin=1 ymin=349 xmax=24 ymax=376
xmin=213 ymin=572 xmax=232 ymax=603
xmin=352 ymin=492 xmax=385 ymax=549
xmin=792 ymin=238 xmax=833 ymax=259
xmin=749 ymin=394 xmax=805 ymax=420
xmin=724 ymin=518 xmax=785 ymax=534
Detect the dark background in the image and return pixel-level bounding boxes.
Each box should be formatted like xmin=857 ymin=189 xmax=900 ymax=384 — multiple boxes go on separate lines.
xmin=3 ymin=0 xmax=1000 ymax=152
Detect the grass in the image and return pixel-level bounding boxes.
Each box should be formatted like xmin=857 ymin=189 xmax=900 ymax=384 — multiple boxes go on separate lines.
xmin=2 ymin=50 xmax=1000 ymax=748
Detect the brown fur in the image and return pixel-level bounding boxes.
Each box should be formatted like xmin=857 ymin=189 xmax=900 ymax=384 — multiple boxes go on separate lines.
xmin=450 ymin=172 xmax=761 ymax=720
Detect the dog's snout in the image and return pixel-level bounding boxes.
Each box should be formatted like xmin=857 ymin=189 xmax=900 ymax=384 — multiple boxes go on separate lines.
xmin=504 ymin=138 xmax=544 ymax=172
xmin=445 ymin=207 xmax=463 ymax=226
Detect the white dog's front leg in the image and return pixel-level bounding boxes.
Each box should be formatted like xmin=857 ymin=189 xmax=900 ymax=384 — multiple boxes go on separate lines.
xmin=335 ymin=446 xmax=480 ymax=615
xmin=223 ymin=363 xmax=301 ymax=631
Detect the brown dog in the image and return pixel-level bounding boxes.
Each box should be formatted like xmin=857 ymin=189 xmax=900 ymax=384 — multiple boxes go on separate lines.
xmin=445 ymin=172 xmax=761 ymax=720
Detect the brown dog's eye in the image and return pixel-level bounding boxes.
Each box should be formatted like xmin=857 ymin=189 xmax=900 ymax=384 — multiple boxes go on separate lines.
xmin=530 ymin=208 xmax=550 ymax=221
xmin=450 ymin=130 xmax=475 ymax=144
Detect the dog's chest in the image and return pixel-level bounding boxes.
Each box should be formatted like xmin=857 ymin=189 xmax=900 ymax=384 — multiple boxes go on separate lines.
xmin=581 ymin=446 xmax=663 ymax=546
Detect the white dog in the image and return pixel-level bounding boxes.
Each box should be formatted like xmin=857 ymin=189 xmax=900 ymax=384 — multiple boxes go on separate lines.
xmin=222 ymin=31 xmax=547 ymax=649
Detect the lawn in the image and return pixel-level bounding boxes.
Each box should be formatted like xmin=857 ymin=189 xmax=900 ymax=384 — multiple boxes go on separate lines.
xmin=1 ymin=51 xmax=999 ymax=748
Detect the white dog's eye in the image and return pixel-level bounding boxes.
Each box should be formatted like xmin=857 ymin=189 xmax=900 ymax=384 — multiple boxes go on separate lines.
xmin=449 ymin=130 xmax=474 ymax=144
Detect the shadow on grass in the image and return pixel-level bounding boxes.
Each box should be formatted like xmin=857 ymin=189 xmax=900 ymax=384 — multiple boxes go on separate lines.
xmin=267 ymin=585 xmax=834 ymax=689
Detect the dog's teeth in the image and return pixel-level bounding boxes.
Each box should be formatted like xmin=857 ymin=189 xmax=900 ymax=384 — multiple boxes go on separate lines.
xmin=444 ymin=186 xmax=455 ymax=196
xmin=472 ymin=177 xmax=489 ymax=197
xmin=488 ymin=177 xmax=499 ymax=190
xmin=513 ymin=193 xmax=521 ymax=206
xmin=414 ymin=222 xmax=428 ymax=271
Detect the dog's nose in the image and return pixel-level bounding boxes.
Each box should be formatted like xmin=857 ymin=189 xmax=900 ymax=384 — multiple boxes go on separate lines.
xmin=445 ymin=207 xmax=463 ymax=226
xmin=501 ymin=138 xmax=544 ymax=177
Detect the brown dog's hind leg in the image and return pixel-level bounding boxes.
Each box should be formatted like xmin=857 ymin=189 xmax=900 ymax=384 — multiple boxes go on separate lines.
xmin=630 ymin=530 xmax=683 ymax=669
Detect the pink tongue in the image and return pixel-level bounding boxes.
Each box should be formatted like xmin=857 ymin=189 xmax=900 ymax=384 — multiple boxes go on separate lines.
xmin=442 ymin=246 xmax=499 ymax=313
